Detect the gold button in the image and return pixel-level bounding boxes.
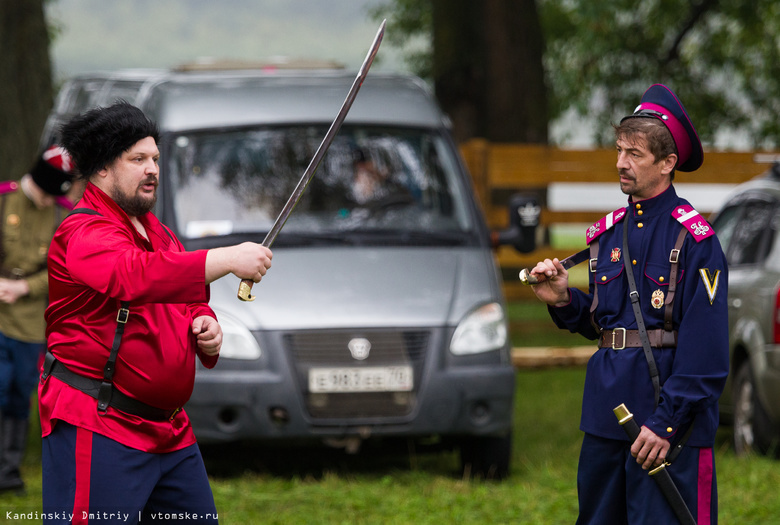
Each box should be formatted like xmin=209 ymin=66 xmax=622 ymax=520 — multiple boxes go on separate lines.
xmin=632 ymin=260 xmax=637 ymax=265
xmin=637 ymin=223 xmax=644 ymax=228
xmin=636 ymin=203 xmax=641 ymax=209
xmin=659 ymin=276 xmax=665 ymax=282
xmin=638 ymin=210 xmax=643 ymax=215
xmin=601 ymin=276 xmax=607 ymax=282
xmin=667 ymin=427 xmax=673 ymax=433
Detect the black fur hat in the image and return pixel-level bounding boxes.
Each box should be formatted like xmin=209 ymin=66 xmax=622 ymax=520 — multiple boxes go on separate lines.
xmin=29 ymin=145 xmax=75 ymax=196
xmin=59 ymin=101 xmax=160 ymax=179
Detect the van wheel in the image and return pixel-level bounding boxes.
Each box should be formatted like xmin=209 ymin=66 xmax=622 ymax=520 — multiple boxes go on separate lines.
xmin=459 ymin=432 xmax=511 ymax=480
xmin=733 ymin=362 xmax=779 ymax=457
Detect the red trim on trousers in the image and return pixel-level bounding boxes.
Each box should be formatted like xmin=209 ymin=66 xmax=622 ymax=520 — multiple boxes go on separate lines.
xmin=73 ymin=427 xmax=93 ymax=525
xmin=697 ymin=447 xmax=714 ymax=524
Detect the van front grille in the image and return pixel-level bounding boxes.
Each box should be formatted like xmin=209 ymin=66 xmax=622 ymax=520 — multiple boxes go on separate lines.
xmin=285 ymin=330 xmax=429 ymax=419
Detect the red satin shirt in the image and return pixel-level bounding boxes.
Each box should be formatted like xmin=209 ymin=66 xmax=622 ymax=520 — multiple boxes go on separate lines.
xmin=40 ymin=183 xmax=218 ymax=453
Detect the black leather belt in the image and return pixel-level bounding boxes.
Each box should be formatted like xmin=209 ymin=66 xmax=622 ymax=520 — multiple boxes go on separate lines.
xmin=41 ymin=352 xmax=181 ymax=422
xmin=599 ymin=328 xmax=678 ymax=350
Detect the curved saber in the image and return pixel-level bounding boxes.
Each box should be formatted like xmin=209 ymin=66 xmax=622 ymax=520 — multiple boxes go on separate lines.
xmin=238 ymin=20 xmax=386 ymax=301
xmin=613 ymin=404 xmax=696 ymax=525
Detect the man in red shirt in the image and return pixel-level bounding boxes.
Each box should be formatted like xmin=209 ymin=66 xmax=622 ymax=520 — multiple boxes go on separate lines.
xmin=40 ymin=102 xmax=272 ymax=524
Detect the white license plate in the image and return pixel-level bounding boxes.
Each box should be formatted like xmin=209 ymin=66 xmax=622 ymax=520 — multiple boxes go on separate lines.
xmin=308 ymin=366 xmax=414 ymax=393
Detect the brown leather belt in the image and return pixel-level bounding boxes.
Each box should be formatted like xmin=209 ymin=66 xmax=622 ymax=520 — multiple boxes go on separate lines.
xmin=599 ymin=328 xmax=677 ymax=350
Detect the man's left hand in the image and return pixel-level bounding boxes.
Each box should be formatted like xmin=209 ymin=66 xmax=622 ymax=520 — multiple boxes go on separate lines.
xmin=631 ymin=425 xmax=671 ymax=470
xmin=192 ymin=315 xmax=222 ymax=356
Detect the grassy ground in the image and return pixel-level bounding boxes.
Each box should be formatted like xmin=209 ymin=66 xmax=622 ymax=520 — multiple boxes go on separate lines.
xmin=1 ymin=302 xmax=779 ymax=523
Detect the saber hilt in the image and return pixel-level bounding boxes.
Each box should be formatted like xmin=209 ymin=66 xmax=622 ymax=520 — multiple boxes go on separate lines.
xmin=519 ymin=247 xmax=591 ymax=285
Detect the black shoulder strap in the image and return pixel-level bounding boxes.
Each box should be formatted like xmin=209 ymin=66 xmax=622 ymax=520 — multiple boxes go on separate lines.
xmin=97 ymin=300 xmax=130 ymax=414
xmin=622 ymin=222 xmax=661 ymax=406
xmin=66 ymin=208 xmax=102 ymax=218
xmin=63 ymin=208 xmax=131 ymax=415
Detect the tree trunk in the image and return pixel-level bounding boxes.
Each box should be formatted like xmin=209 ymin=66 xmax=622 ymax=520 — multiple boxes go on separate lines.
xmin=0 ymin=0 xmax=53 ymax=180
xmin=431 ymin=0 xmax=548 ymax=144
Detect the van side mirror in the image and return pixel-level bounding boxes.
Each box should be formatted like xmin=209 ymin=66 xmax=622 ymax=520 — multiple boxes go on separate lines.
xmin=492 ymin=193 xmax=540 ymax=253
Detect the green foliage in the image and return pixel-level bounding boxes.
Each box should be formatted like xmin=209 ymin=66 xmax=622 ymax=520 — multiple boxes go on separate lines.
xmin=367 ymin=0 xmax=433 ymax=78
xmin=371 ymin=0 xmax=780 ymax=148
xmin=540 ymin=0 xmax=780 ymax=148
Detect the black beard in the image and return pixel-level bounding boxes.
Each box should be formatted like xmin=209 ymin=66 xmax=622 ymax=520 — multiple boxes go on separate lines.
xmin=112 ymin=186 xmax=157 ymax=216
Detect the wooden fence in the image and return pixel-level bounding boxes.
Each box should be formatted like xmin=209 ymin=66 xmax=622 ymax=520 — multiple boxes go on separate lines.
xmin=459 ymin=139 xmax=777 ymax=300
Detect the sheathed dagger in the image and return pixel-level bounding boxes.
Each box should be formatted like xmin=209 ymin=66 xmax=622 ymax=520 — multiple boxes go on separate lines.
xmin=237 ymin=19 xmax=386 ymax=301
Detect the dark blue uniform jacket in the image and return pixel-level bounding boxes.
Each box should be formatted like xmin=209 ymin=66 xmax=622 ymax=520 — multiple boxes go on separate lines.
xmin=549 ymin=185 xmax=729 ymax=447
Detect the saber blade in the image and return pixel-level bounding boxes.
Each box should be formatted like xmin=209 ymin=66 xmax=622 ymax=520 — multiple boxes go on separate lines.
xmin=237 ymin=19 xmax=386 ymax=301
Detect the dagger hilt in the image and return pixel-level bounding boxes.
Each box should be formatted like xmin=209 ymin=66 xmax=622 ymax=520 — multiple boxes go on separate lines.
xmin=518 ymin=268 xmax=541 ymax=285
xmin=237 ymin=279 xmax=256 ymax=302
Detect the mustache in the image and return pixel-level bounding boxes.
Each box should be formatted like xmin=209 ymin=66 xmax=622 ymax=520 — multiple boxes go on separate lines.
xmin=139 ymin=176 xmax=158 ymax=188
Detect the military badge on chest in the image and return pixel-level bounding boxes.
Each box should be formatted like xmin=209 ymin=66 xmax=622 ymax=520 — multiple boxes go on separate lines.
xmin=651 ymin=289 xmax=665 ymax=309
xmin=610 ymin=247 xmax=621 ymax=262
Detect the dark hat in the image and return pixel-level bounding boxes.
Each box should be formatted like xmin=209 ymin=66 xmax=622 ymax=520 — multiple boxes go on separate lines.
xmin=29 ymin=145 xmax=75 ymax=196
xmin=621 ymin=84 xmax=703 ymax=172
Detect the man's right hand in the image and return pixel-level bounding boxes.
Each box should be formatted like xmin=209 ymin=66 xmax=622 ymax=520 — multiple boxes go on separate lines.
xmin=529 ymin=258 xmax=571 ymax=306
xmin=205 ymin=242 xmax=273 ymax=284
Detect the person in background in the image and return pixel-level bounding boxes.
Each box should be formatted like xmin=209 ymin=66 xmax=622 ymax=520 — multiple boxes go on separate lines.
xmin=528 ymin=84 xmax=729 ymax=524
xmin=0 ymin=145 xmax=75 ymax=493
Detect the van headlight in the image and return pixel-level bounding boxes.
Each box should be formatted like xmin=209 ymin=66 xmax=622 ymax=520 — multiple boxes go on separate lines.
xmin=214 ymin=310 xmax=262 ymax=360
xmin=449 ymin=303 xmax=508 ymax=355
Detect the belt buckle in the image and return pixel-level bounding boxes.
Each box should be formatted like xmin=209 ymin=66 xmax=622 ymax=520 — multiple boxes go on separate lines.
xmin=612 ymin=328 xmax=626 ymax=350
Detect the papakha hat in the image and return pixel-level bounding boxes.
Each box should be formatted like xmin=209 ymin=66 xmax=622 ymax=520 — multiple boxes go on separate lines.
xmin=621 ymin=84 xmax=703 ymax=172
xmin=29 ymin=145 xmax=75 ymax=196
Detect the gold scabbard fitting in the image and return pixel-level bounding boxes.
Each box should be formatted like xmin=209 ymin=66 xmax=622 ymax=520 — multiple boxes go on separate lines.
xmin=613 ymin=403 xmax=633 ymax=425
xmin=649 ymin=462 xmax=670 ymax=476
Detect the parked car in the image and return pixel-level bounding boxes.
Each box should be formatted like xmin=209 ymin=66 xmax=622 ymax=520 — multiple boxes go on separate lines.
xmin=40 ymin=65 xmax=538 ymax=477
xmin=711 ymin=162 xmax=780 ymax=456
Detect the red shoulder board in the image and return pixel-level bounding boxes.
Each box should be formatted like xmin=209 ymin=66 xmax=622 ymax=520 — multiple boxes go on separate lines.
xmin=585 ymin=207 xmax=627 ymax=245
xmin=0 ymin=181 xmax=19 ymax=195
xmin=672 ymin=205 xmax=715 ymax=242
xmin=55 ymin=195 xmax=75 ymax=210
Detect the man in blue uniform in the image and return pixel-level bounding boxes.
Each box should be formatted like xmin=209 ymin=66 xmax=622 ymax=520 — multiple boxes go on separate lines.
xmin=529 ymin=84 xmax=728 ymax=524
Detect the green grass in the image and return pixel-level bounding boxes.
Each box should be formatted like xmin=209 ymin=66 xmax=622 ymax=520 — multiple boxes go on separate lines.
xmin=2 ymin=302 xmax=779 ymax=523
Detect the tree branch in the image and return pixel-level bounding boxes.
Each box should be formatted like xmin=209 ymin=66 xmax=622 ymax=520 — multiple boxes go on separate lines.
xmin=662 ymin=0 xmax=720 ymax=67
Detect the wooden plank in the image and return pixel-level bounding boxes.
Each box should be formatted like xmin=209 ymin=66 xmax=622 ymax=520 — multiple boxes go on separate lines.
xmin=459 ymin=141 xmax=778 ymax=301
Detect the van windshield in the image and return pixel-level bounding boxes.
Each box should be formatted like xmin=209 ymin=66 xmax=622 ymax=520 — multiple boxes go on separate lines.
xmin=166 ymin=125 xmax=476 ymax=246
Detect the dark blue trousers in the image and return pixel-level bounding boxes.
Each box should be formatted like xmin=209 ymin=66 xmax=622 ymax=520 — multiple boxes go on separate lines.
xmin=576 ymin=433 xmax=717 ymax=525
xmin=42 ymin=422 xmax=218 ymax=524
xmin=0 ymin=332 xmax=43 ymax=418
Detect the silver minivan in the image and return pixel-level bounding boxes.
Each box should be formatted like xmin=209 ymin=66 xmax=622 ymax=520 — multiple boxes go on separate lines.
xmin=41 ymin=66 xmax=537 ymax=478
xmin=711 ymin=164 xmax=780 ymax=456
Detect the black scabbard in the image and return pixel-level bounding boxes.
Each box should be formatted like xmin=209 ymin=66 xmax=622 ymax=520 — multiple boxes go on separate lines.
xmin=613 ymin=403 xmax=696 ymax=525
